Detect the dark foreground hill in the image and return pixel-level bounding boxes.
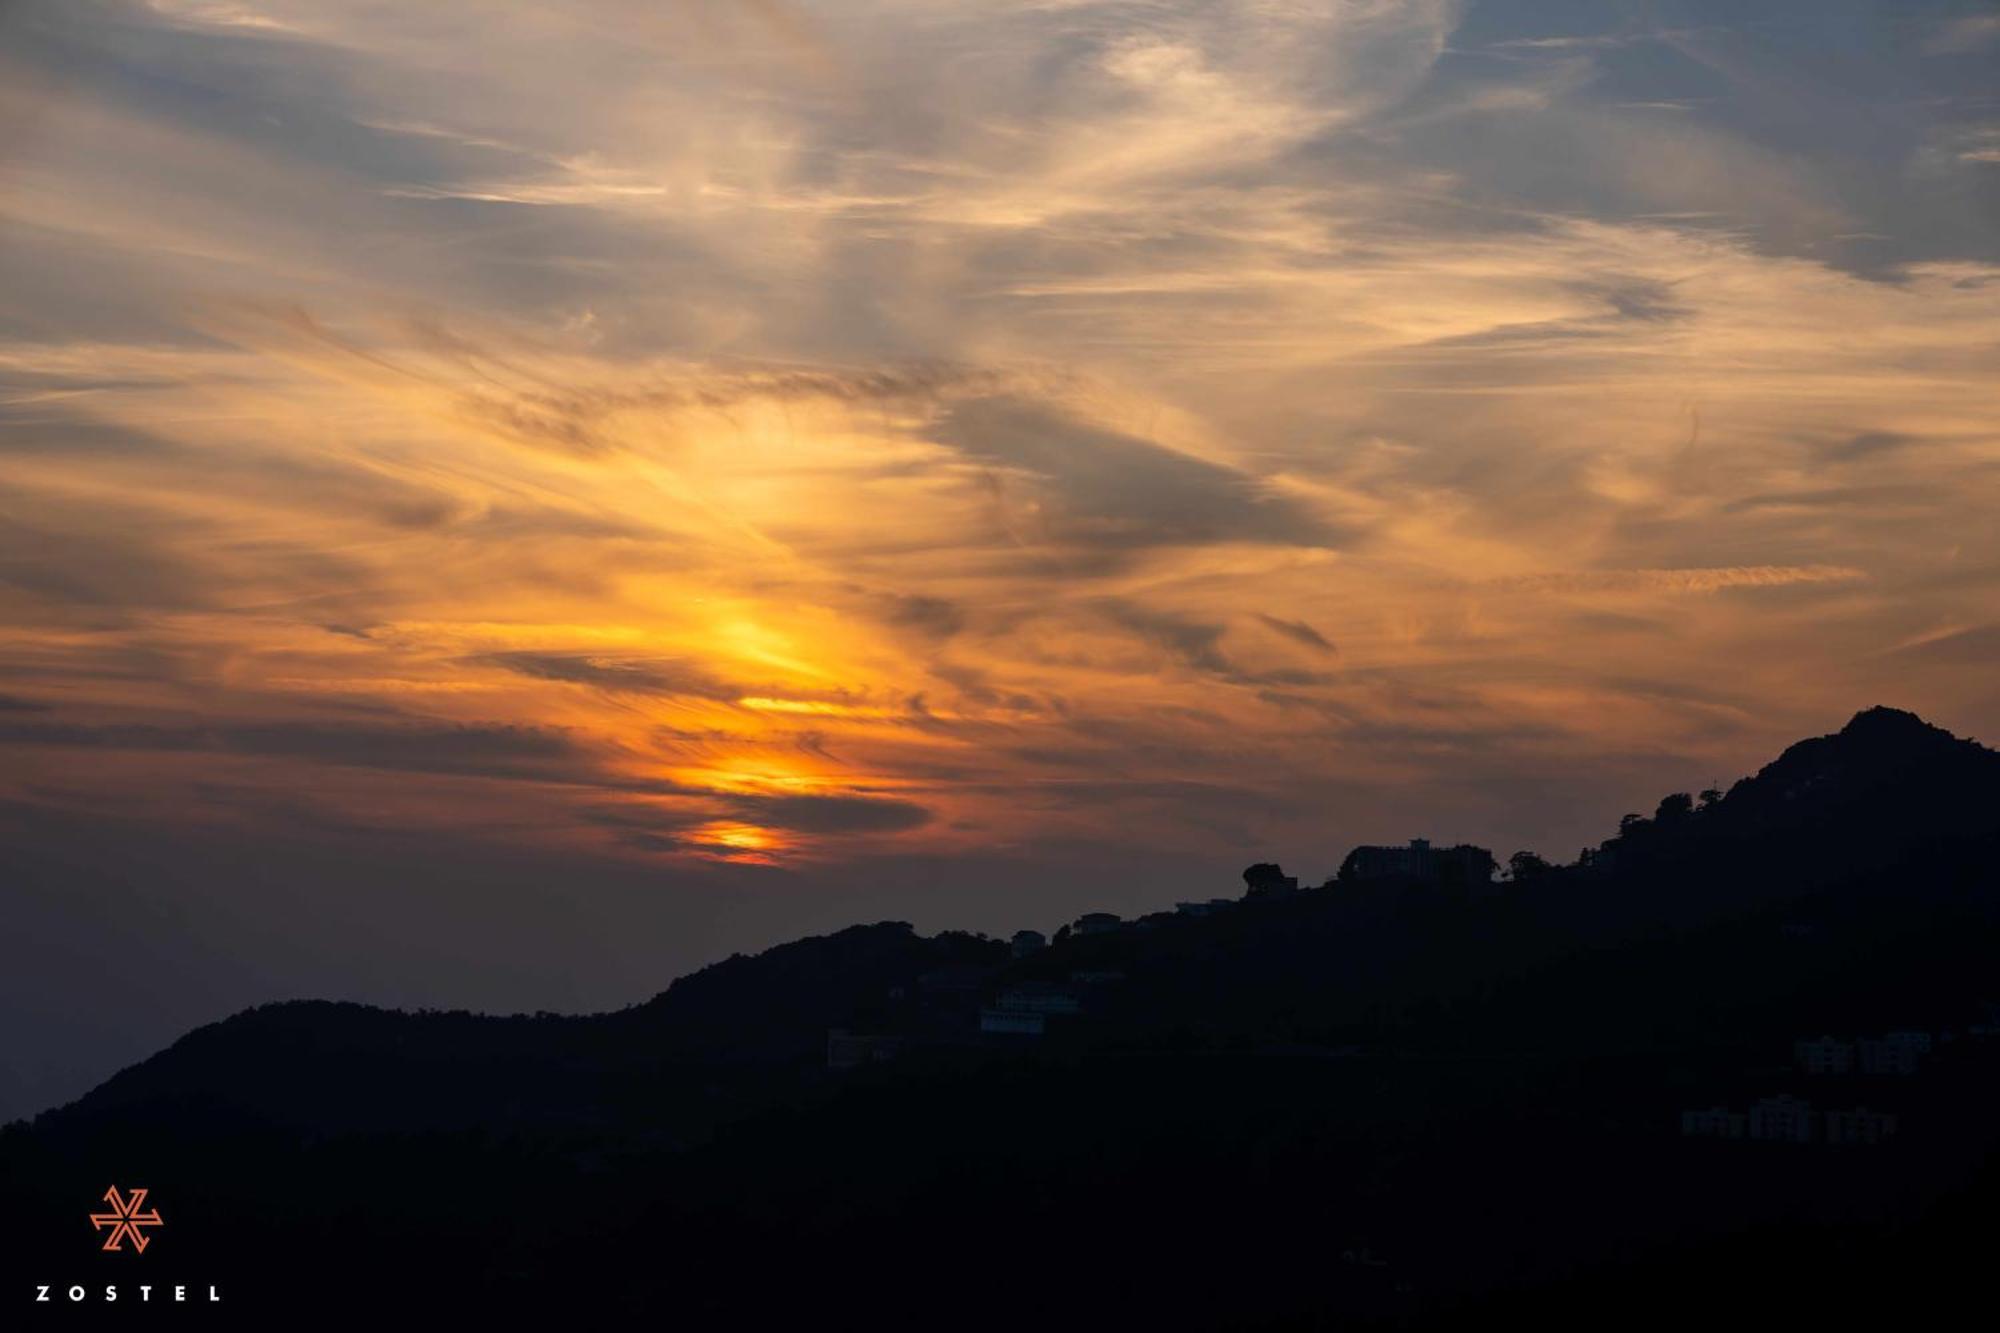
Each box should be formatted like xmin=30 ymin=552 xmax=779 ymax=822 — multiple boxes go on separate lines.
xmin=5 ymin=707 xmax=2000 ymax=1328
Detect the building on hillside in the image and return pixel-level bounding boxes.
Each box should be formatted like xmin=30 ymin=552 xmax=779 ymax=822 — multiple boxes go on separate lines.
xmin=1858 ymin=1033 xmax=1926 ymax=1076
xmin=1681 ymin=1107 xmax=1748 ymax=1139
xmin=993 ymin=981 xmax=1081 ymax=1016
xmin=978 ymin=1008 xmax=1046 ymax=1036
xmin=1010 ymin=930 xmax=1047 ymax=958
xmin=1338 ymin=838 xmax=1496 ymax=888
xmin=1823 ymin=1107 xmax=1898 ymax=1145
xmin=1176 ymin=899 xmax=1235 ymax=917
xmin=826 ymin=1029 xmax=903 ymax=1070
xmin=979 ymin=981 xmax=1081 ymax=1037
xmin=1794 ymin=1035 xmax=1855 ymax=1075
xmin=1748 ymin=1096 xmax=1816 ymax=1143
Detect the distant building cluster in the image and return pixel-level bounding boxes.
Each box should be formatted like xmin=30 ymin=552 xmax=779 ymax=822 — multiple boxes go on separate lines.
xmin=1793 ymin=1031 xmax=1932 ymax=1077
xmin=1681 ymin=1097 xmax=1897 ymax=1145
xmin=1682 ymin=1027 xmax=1943 ymax=1145
xmin=829 ymin=836 xmax=1502 ymax=1067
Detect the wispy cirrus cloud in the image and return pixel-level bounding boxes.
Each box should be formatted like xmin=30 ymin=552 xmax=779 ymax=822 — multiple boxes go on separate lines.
xmin=0 ymin=0 xmax=1994 ymax=903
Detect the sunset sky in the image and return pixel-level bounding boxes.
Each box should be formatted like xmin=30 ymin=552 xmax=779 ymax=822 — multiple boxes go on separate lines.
xmin=3 ymin=0 xmax=1997 ymax=1118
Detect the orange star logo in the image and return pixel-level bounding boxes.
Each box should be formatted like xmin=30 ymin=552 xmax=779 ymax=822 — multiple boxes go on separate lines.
xmin=89 ymin=1186 xmax=164 ymax=1253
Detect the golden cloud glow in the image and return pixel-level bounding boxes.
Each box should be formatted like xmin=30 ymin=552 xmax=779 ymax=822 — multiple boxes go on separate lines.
xmin=1 ymin=0 xmax=1996 ymax=876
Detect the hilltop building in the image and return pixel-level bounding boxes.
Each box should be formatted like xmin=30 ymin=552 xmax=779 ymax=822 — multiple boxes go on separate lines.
xmin=1338 ymin=838 xmax=1496 ymax=888
xmin=1175 ymin=898 xmax=1235 ymax=917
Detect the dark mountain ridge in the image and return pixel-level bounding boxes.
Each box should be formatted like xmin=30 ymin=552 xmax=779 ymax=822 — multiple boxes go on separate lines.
xmin=22 ymin=707 xmax=2000 ymax=1137
xmin=6 ymin=706 xmax=1999 ymax=1328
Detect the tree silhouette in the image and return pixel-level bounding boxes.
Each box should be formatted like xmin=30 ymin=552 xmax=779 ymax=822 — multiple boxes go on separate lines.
xmin=1655 ymin=792 xmax=1694 ymax=823
xmin=1508 ymin=850 xmax=1553 ymax=881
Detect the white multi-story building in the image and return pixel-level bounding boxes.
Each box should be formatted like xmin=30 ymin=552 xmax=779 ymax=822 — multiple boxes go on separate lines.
xmin=1794 ymin=1036 xmax=1855 ymax=1075
xmin=979 ymin=981 xmax=1083 ymax=1036
xmin=1680 ymin=1107 xmax=1747 ymax=1139
xmin=994 ymin=982 xmax=1081 ymax=1015
xmin=1823 ymin=1107 xmax=1898 ymax=1145
xmin=978 ymin=1008 xmax=1046 ymax=1036
xmin=1858 ymin=1033 xmax=1924 ymax=1076
xmin=1748 ymin=1096 xmax=1815 ymax=1143
xmin=826 ymin=1029 xmax=903 ymax=1070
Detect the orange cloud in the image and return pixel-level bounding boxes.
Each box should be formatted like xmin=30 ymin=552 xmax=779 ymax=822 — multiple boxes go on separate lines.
xmin=0 ymin=0 xmax=1995 ymax=880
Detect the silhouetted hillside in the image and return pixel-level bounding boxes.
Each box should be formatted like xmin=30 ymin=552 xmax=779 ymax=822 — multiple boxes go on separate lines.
xmin=1571 ymin=705 xmax=2000 ymax=892
xmin=6 ymin=708 xmax=1999 ymax=1328
xmin=620 ymin=920 xmax=1006 ymax=1055
xmin=40 ymin=923 xmax=1004 ymax=1141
